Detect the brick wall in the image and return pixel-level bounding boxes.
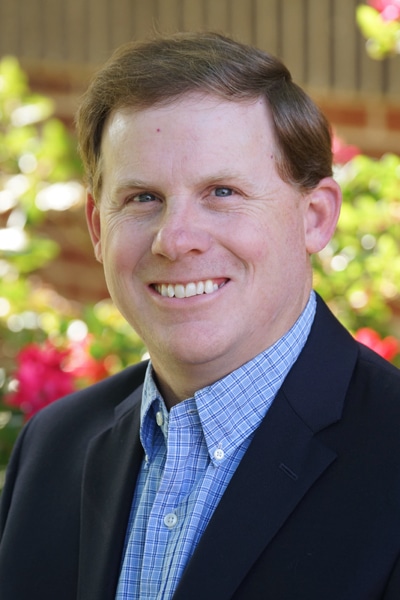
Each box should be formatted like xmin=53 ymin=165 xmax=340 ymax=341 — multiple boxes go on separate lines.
xmin=318 ymin=96 xmax=400 ymax=157
xmin=36 ymin=205 xmax=109 ymax=305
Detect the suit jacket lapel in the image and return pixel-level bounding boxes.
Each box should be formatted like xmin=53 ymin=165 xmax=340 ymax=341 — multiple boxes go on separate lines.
xmin=77 ymin=385 xmax=144 ymax=600
xmin=173 ymin=393 xmax=337 ymax=600
xmin=174 ymin=298 xmax=359 ymax=600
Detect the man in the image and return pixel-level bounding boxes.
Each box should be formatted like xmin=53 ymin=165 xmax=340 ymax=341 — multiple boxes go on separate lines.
xmin=1 ymin=32 xmax=400 ymax=599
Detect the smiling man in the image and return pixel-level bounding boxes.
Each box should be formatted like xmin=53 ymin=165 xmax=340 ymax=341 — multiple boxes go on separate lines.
xmin=1 ymin=32 xmax=400 ymax=600
xmin=88 ymin=94 xmax=333 ymax=405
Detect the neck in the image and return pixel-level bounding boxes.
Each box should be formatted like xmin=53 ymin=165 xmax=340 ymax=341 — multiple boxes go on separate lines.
xmin=149 ymin=292 xmax=313 ymax=409
xmin=150 ymin=337 xmax=272 ymax=409
xmin=151 ymin=360 xmax=223 ymax=409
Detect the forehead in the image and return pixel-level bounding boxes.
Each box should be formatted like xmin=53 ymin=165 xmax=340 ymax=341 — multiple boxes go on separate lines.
xmin=94 ymin=93 xmax=283 ymax=198
xmin=103 ymin=93 xmax=277 ymax=159
xmin=97 ymin=94 xmax=297 ymax=204
xmin=97 ymin=94 xmax=286 ymax=199
xmin=106 ymin=93 xmax=276 ymax=161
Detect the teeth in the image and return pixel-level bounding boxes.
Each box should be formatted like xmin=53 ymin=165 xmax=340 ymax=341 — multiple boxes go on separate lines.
xmin=175 ymin=284 xmax=185 ymax=299
xmin=186 ymin=283 xmax=197 ymax=297
xmin=196 ymin=281 xmax=204 ymax=294
xmin=157 ymin=279 xmax=221 ymax=298
xmin=205 ymin=280 xmax=215 ymax=294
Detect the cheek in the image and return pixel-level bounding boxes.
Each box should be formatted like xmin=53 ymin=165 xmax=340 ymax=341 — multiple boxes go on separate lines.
xmin=101 ymin=216 xmax=142 ymax=260
xmin=100 ymin=225 xmax=136 ymax=285
xmin=221 ymin=220 xmax=276 ymax=276
xmin=251 ymin=215 xmax=307 ymax=277
xmin=237 ymin=215 xmax=295 ymax=263
xmin=279 ymin=208 xmax=307 ymax=249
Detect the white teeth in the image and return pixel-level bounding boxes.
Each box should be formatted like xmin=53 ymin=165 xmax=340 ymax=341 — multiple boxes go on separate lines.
xmin=175 ymin=284 xmax=185 ymax=299
xmin=204 ymin=279 xmax=218 ymax=294
xmin=205 ymin=280 xmax=215 ymax=294
xmin=196 ymin=281 xmax=205 ymax=294
xmin=157 ymin=279 xmax=222 ymax=298
xmin=186 ymin=283 xmax=197 ymax=297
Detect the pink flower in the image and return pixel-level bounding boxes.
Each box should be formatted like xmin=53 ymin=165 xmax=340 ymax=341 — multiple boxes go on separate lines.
xmin=5 ymin=342 xmax=76 ymax=418
xmin=354 ymin=327 xmax=400 ymax=362
xmin=332 ymin=133 xmax=360 ymax=165
xmin=368 ymin=0 xmax=400 ymax=21
xmin=64 ymin=337 xmax=109 ymax=384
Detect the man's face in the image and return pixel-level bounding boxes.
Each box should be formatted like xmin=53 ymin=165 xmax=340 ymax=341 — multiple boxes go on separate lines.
xmin=87 ymin=94 xmax=321 ymax=397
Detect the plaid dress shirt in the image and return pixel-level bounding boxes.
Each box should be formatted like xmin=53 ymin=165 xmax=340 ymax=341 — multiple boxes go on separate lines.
xmin=116 ymin=292 xmax=316 ymax=600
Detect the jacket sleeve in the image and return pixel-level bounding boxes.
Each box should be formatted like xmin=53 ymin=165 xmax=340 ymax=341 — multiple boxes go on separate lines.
xmin=0 ymin=420 xmax=31 ymax=540
xmin=383 ymin=554 xmax=400 ymax=599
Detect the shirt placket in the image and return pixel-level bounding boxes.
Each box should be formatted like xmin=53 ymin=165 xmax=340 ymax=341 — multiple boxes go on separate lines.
xmin=140 ymin=409 xmax=198 ymax=598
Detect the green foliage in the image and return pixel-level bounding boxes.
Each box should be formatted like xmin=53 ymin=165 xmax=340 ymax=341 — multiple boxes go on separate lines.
xmin=357 ymin=4 xmax=400 ymax=59
xmin=0 ymin=57 xmax=146 ymax=487
xmin=313 ymin=154 xmax=400 ymax=349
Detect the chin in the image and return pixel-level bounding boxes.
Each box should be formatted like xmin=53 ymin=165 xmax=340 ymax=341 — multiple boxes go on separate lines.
xmin=150 ymin=337 xmax=225 ymax=368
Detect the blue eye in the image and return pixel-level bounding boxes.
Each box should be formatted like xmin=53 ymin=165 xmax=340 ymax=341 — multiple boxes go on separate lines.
xmin=133 ymin=192 xmax=158 ymax=203
xmin=214 ymin=187 xmax=234 ymax=197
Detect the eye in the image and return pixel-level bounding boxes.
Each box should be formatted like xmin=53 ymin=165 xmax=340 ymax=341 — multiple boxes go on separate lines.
xmin=131 ymin=192 xmax=159 ymax=203
xmin=213 ymin=187 xmax=234 ymax=197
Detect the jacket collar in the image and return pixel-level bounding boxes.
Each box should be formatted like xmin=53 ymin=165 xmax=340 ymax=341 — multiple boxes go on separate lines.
xmin=77 ymin=383 xmax=144 ymax=600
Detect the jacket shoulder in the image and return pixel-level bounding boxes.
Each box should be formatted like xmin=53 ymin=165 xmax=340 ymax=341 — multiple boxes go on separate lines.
xmin=33 ymin=358 xmax=148 ymax=422
xmin=6 ymin=359 xmax=148 ymax=467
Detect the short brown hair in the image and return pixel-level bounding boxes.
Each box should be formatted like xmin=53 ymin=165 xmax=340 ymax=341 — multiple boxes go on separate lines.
xmin=76 ymin=31 xmax=333 ymax=199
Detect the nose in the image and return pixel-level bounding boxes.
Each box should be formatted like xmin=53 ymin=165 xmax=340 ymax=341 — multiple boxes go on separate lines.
xmin=151 ymin=201 xmax=212 ymax=261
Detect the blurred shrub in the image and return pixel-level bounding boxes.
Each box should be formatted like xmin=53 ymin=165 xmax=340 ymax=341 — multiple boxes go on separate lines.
xmin=357 ymin=1 xmax=400 ymax=58
xmin=313 ymin=150 xmax=400 ymax=360
xmin=0 ymin=57 xmax=146 ymax=488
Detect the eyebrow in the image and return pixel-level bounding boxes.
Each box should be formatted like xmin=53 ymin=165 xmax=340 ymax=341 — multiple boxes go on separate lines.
xmin=113 ymin=178 xmax=154 ymax=196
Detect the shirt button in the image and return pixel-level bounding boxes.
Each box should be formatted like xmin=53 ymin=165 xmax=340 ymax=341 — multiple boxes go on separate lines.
xmin=214 ymin=448 xmax=225 ymax=461
xmin=156 ymin=411 xmax=164 ymax=426
xmin=164 ymin=513 xmax=178 ymax=528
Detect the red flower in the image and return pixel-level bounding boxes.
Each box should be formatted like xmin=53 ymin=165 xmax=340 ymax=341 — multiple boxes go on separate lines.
xmin=368 ymin=0 xmax=400 ymax=21
xmin=332 ymin=133 xmax=360 ymax=165
xmin=64 ymin=337 xmax=109 ymax=384
xmin=5 ymin=342 xmax=76 ymax=418
xmin=354 ymin=327 xmax=400 ymax=362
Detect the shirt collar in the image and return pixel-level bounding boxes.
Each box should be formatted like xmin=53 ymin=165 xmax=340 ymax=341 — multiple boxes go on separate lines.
xmin=140 ymin=291 xmax=316 ymax=464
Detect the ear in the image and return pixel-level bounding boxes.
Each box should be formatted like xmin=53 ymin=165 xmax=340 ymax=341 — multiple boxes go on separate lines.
xmin=86 ymin=192 xmax=103 ymax=263
xmin=304 ymin=177 xmax=342 ymax=254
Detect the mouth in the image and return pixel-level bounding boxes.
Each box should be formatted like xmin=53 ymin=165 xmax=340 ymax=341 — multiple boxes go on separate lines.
xmin=153 ymin=279 xmax=227 ymax=299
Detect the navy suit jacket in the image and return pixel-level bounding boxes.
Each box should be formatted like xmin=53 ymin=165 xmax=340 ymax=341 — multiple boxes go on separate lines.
xmin=1 ymin=296 xmax=400 ymax=599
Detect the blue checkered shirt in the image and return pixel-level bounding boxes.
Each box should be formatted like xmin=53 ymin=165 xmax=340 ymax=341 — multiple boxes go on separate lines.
xmin=116 ymin=292 xmax=316 ymax=600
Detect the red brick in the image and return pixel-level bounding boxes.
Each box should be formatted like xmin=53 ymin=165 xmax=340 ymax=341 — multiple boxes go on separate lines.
xmin=321 ymin=105 xmax=368 ymax=127
xmin=386 ymin=108 xmax=400 ymax=131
